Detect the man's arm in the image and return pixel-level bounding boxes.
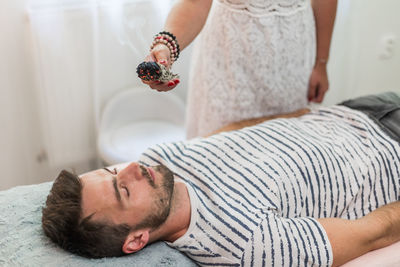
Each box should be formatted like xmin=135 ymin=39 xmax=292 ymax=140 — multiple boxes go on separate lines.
xmin=318 ymin=201 xmax=400 ymax=267
xmin=206 ymin=108 xmax=310 ymax=136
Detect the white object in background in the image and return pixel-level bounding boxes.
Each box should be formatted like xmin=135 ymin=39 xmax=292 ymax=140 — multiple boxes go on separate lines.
xmin=97 ymin=86 xmax=185 ymax=165
xmin=379 ymin=34 xmax=397 ymax=60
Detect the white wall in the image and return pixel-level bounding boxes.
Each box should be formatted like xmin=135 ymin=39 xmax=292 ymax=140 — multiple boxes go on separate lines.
xmin=0 ymin=0 xmax=399 ymax=190
xmin=0 ymin=0 xmax=186 ymax=190
xmin=325 ymin=0 xmax=400 ymax=105
xmin=0 ymin=0 xmax=56 ymax=190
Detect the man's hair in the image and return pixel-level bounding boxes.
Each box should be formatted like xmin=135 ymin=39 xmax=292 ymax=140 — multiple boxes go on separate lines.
xmin=42 ymin=170 xmax=131 ymax=258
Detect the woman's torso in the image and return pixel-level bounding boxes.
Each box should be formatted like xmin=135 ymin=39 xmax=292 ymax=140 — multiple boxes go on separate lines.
xmin=186 ymin=0 xmax=316 ymax=138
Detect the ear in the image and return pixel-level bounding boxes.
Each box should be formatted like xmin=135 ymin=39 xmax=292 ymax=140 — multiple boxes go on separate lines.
xmin=122 ymin=229 xmax=150 ymax=254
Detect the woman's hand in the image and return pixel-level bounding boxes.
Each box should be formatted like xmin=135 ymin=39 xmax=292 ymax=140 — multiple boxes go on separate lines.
xmin=141 ymin=43 xmax=180 ymax=92
xmin=307 ymin=63 xmax=329 ymax=103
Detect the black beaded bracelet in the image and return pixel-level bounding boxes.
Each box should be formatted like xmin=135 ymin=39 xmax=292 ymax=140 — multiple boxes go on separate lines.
xmin=150 ymin=31 xmax=180 ymax=63
xmin=160 ymin=31 xmax=180 ymax=57
xmin=159 ymin=31 xmax=176 ymax=41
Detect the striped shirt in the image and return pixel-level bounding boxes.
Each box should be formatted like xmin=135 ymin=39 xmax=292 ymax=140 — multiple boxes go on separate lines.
xmin=139 ymin=106 xmax=400 ymax=267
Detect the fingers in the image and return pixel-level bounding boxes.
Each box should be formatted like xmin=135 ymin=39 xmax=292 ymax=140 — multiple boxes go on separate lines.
xmin=308 ymin=68 xmax=329 ymax=103
xmin=141 ymin=79 xmax=180 ymax=92
xmin=315 ymin=83 xmax=328 ymax=103
xmin=308 ymin=82 xmax=317 ymax=102
xmin=308 ymin=82 xmax=329 ymax=103
xmin=313 ymin=75 xmax=329 ymax=103
xmin=144 ymin=54 xmax=156 ymax=62
xmin=140 ymin=44 xmax=175 ymax=91
xmin=151 ymin=43 xmax=171 ymax=68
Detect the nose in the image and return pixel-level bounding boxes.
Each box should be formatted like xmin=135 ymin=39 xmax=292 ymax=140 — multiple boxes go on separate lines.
xmin=118 ymin=162 xmax=143 ymax=182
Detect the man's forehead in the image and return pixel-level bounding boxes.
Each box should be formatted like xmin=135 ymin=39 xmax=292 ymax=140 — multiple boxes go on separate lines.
xmin=80 ymin=168 xmax=107 ymax=179
xmin=80 ymin=170 xmax=115 ymax=218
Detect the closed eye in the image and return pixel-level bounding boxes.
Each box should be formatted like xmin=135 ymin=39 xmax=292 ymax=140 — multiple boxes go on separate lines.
xmin=123 ymin=186 xmax=130 ymax=197
xmin=104 ymin=167 xmax=128 ymax=196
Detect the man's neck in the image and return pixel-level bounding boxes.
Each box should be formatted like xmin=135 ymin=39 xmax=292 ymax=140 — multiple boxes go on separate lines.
xmin=149 ymin=181 xmax=191 ymax=243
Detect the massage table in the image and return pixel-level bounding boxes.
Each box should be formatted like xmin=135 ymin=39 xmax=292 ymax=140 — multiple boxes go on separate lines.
xmin=1 ymin=108 xmax=400 ymax=266
xmin=1 ymin=175 xmax=399 ymax=266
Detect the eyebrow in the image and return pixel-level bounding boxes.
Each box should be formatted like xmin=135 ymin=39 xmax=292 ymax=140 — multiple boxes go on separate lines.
xmin=112 ymin=176 xmax=122 ymax=203
xmin=103 ymin=167 xmax=116 ymax=174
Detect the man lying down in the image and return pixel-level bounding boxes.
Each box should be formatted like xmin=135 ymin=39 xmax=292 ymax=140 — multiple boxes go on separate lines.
xmin=42 ymin=92 xmax=400 ymax=267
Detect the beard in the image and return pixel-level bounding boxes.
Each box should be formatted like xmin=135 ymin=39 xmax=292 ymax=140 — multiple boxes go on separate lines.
xmin=135 ymin=164 xmax=175 ymax=230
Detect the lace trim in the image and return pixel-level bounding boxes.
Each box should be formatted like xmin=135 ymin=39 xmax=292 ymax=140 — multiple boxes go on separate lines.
xmin=217 ymin=0 xmax=308 ymax=16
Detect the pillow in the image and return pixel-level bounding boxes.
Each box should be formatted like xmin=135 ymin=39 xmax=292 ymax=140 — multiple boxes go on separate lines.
xmin=341 ymin=241 xmax=400 ymax=267
xmin=0 ymin=182 xmax=196 ymax=266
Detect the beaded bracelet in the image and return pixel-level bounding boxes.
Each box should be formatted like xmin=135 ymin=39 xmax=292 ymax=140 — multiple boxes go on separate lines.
xmin=150 ymin=31 xmax=180 ymax=63
xmin=158 ymin=31 xmax=180 ymax=61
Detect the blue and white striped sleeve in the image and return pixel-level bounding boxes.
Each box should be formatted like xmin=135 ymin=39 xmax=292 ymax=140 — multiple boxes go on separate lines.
xmin=242 ymin=212 xmax=333 ymax=267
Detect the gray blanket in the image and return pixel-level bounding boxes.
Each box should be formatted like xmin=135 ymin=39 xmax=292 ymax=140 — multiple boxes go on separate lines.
xmin=0 ymin=182 xmax=196 ymax=266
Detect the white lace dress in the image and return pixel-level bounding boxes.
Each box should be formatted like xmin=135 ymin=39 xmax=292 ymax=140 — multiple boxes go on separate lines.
xmin=185 ymin=0 xmax=316 ymax=138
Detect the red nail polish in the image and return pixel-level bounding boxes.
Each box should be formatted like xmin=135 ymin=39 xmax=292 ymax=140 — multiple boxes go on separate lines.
xmin=168 ymin=82 xmax=174 ymax=87
xmin=174 ymin=80 xmax=180 ymax=85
